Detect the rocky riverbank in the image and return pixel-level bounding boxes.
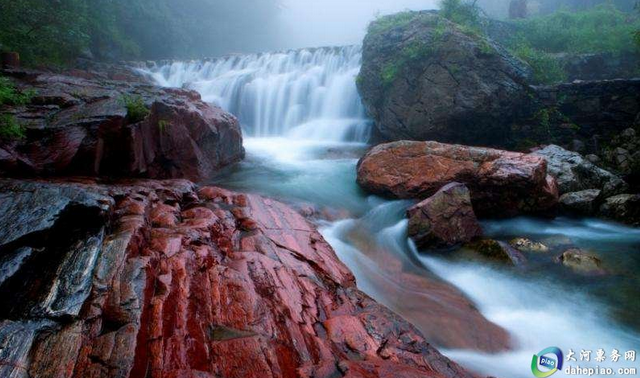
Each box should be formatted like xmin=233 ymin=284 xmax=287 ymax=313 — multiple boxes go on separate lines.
xmin=0 ymin=68 xmax=481 ymax=378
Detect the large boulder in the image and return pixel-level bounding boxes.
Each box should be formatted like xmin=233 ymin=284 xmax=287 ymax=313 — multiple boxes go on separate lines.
xmin=357 ymin=11 xmax=532 ymax=145
xmin=0 ymin=178 xmax=474 ymax=378
xmin=0 ymin=70 xmax=244 ymax=181
xmin=357 ymin=140 xmax=558 ymax=217
xmin=407 ymin=182 xmax=482 ymax=248
xmin=532 ymin=145 xmax=627 ymax=196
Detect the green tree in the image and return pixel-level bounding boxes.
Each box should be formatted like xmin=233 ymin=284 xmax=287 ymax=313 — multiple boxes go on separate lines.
xmin=0 ymin=0 xmax=90 ymax=65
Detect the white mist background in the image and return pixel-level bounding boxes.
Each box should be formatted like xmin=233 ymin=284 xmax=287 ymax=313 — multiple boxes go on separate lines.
xmin=277 ymin=0 xmax=440 ymax=49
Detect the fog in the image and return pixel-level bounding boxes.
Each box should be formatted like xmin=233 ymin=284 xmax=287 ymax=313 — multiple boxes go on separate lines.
xmin=277 ymin=0 xmax=440 ymax=50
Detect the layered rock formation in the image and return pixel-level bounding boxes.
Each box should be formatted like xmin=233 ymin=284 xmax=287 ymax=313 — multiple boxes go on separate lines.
xmin=357 ymin=141 xmax=558 ymax=217
xmin=0 ymin=178 xmax=475 ymax=378
xmin=0 ymin=70 xmax=244 ymax=181
xmin=357 ymin=11 xmax=532 ymax=146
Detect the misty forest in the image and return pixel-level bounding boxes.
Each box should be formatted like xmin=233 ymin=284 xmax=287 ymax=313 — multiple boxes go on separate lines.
xmin=1 ymin=1 xmax=640 ymax=378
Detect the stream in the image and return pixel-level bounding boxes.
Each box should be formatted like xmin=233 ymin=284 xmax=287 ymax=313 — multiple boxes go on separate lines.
xmin=140 ymin=46 xmax=640 ymax=378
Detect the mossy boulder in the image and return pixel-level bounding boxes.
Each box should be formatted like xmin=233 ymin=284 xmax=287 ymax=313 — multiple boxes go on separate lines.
xmin=357 ymin=11 xmax=532 ymax=146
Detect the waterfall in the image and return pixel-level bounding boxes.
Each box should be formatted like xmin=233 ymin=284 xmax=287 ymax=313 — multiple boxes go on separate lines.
xmin=138 ymin=46 xmax=371 ymax=142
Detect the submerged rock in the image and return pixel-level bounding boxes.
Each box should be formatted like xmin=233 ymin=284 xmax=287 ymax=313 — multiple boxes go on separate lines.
xmin=509 ymin=238 xmax=550 ymax=253
xmin=532 ymin=145 xmax=627 ymax=197
xmin=0 ymin=178 xmax=474 ymax=378
xmin=357 ymin=11 xmax=532 ymax=145
xmin=556 ymin=248 xmax=606 ymax=276
xmin=559 ymin=189 xmax=602 ymax=215
xmin=599 ymin=194 xmax=640 ymax=226
xmin=0 ymin=70 xmax=244 ymax=181
xmin=407 ymin=182 xmax=482 ymax=249
xmin=357 ymin=140 xmax=558 ymax=217
xmin=464 ymin=239 xmax=527 ymax=266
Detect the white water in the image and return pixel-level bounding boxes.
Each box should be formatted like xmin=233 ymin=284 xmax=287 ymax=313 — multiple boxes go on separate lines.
xmin=137 ymin=46 xmax=370 ymax=141
xmin=147 ymin=49 xmax=640 ymax=378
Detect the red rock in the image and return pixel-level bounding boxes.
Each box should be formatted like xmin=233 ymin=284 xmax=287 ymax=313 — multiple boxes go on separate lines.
xmin=0 ymin=178 xmax=477 ymax=378
xmin=407 ymin=182 xmax=482 ymax=248
xmin=0 ymin=70 xmax=244 ymax=181
xmin=357 ymin=140 xmax=559 ymax=217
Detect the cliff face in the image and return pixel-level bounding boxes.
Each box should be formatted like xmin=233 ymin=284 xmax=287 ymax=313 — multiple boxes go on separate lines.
xmin=0 ymin=178 xmax=474 ymax=378
xmin=0 ymin=70 xmax=244 ymax=181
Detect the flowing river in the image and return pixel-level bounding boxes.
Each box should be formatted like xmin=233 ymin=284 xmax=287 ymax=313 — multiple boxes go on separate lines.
xmin=139 ymin=47 xmax=640 ymax=378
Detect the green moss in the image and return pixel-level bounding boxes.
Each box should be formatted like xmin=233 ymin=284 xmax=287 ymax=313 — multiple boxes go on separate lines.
xmin=511 ymin=44 xmax=567 ymax=84
xmin=120 ymin=94 xmax=150 ymax=123
xmin=380 ymin=39 xmax=438 ymax=87
xmin=0 ymin=76 xmax=35 ymax=106
xmin=0 ymin=114 xmax=26 ymax=140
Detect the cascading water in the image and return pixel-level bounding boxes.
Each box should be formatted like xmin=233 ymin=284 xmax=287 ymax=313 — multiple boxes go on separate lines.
xmin=137 ymin=46 xmax=370 ymax=142
xmin=145 ymin=46 xmax=640 ymax=378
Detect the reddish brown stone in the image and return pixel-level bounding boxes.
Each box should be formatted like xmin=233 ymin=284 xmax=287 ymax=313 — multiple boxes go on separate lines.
xmin=0 ymin=178 xmax=478 ymax=378
xmin=0 ymin=70 xmax=244 ymax=181
xmin=407 ymin=182 xmax=482 ymax=248
xmin=357 ymin=140 xmax=559 ymax=217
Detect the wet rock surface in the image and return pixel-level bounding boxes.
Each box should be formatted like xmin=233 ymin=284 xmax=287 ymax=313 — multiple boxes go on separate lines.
xmin=0 ymin=178 xmax=475 ymax=378
xmin=357 ymin=140 xmax=558 ymax=217
xmin=599 ymin=194 xmax=640 ymax=226
xmin=559 ymin=189 xmax=602 ymax=215
xmin=407 ymin=183 xmax=482 ymax=248
xmin=0 ymin=69 xmax=244 ymax=181
xmin=556 ymin=248 xmax=606 ymax=276
xmin=463 ymin=239 xmax=527 ymax=266
xmin=533 ymin=145 xmax=627 ymax=197
xmin=357 ymin=11 xmax=532 ymax=146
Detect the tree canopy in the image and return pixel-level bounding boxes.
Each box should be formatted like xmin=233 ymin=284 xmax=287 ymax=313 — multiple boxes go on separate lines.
xmin=0 ymin=0 xmax=281 ymax=66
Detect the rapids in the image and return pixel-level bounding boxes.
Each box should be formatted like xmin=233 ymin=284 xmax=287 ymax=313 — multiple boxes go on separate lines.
xmin=145 ymin=46 xmax=640 ymax=378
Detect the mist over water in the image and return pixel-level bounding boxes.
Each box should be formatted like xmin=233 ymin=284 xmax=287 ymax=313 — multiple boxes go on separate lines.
xmin=277 ymin=0 xmax=439 ymax=49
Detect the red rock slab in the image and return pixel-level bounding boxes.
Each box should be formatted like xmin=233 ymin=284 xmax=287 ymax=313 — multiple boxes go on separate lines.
xmin=0 ymin=178 xmax=478 ymax=378
xmin=357 ymin=140 xmax=558 ymax=217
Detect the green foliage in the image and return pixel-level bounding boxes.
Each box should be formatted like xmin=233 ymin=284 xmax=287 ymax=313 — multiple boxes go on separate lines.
xmin=0 ymin=0 xmax=90 ymax=66
xmin=506 ymin=4 xmax=640 ymax=54
xmin=0 ymin=77 xmax=35 ymax=106
xmin=0 ymin=0 xmax=281 ymax=65
xmin=121 ymin=95 xmax=149 ymax=123
xmin=0 ymin=114 xmax=26 ymax=140
xmin=511 ymin=44 xmax=567 ymax=84
xmin=368 ymin=12 xmax=421 ymax=35
xmin=439 ymin=0 xmax=483 ymax=32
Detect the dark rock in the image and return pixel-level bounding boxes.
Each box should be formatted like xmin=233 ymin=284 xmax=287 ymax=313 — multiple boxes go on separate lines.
xmin=556 ymin=248 xmax=606 ymax=276
xmin=0 ymin=178 xmax=475 ymax=378
xmin=0 ymin=70 xmax=244 ymax=181
xmin=464 ymin=239 xmax=527 ymax=266
xmin=555 ymin=52 xmax=640 ymax=82
xmin=599 ymin=194 xmax=640 ymax=226
xmin=357 ymin=140 xmax=558 ymax=217
xmin=559 ymin=189 xmax=602 ymax=215
xmin=532 ymin=145 xmax=627 ymax=196
xmin=1 ymin=52 xmax=20 ymax=68
xmin=357 ymin=11 xmax=532 ymax=146
xmin=407 ymin=182 xmax=482 ymax=248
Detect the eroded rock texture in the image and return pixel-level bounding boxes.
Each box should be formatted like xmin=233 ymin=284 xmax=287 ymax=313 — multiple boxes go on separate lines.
xmin=0 ymin=178 xmax=474 ymax=378
xmin=0 ymin=70 xmax=244 ymax=181
xmin=357 ymin=141 xmax=558 ymax=217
